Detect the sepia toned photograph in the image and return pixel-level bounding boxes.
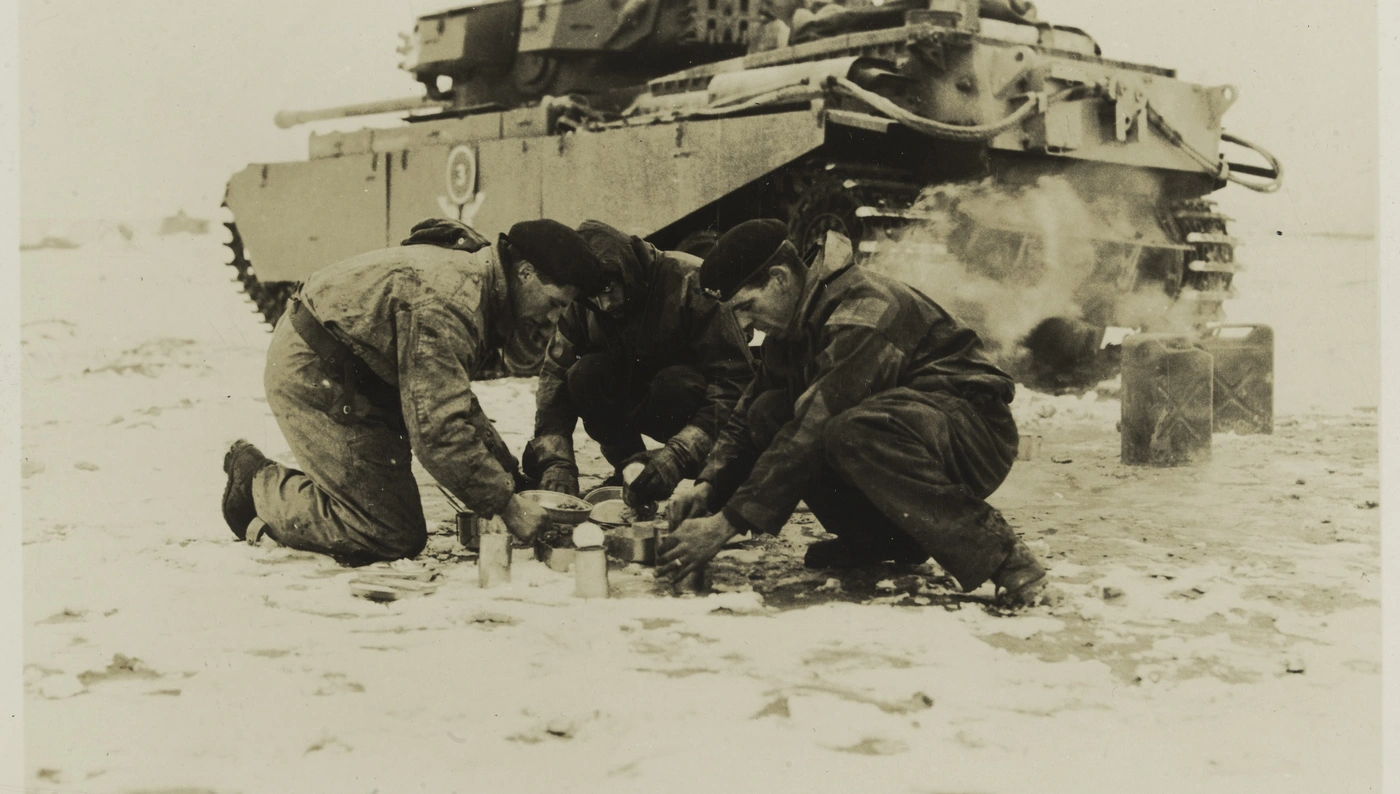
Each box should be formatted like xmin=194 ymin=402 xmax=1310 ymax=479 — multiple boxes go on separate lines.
xmin=7 ymin=0 xmax=1385 ymax=790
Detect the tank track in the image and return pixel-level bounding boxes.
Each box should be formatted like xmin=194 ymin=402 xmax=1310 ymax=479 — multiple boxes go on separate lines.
xmin=1166 ymin=198 xmax=1237 ymax=326
xmin=223 ymin=213 xmax=298 ymax=326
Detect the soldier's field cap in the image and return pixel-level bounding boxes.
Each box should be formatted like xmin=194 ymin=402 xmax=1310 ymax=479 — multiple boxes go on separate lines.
xmin=506 ymin=219 xmax=607 ymax=294
xmin=700 ymin=219 xmax=793 ymax=301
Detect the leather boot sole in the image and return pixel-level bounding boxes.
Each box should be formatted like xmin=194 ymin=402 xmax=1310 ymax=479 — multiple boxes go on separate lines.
xmin=222 ymin=440 xmax=269 ymax=540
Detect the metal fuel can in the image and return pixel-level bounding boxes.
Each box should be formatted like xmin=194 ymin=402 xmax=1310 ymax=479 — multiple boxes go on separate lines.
xmin=1198 ymin=324 xmax=1274 ymax=434
xmin=1121 ymin=333 xmax=1213 ymax=466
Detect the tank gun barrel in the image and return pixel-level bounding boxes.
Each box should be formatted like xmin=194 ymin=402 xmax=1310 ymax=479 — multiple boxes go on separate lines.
xmin=274 ymin=96 xmax=449 ymax=129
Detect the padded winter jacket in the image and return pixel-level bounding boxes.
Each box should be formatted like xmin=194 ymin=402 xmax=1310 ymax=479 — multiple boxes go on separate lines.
xmin=300 ymin=242 xmax=522 ymax=516
xmin=698 ymin=231 xmax=1016 ymax=536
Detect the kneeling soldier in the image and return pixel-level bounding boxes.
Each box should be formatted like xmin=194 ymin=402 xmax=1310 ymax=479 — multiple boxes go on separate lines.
xmin=661 ymin=220 xmax=1047 ymax=607
xmin=220 ymin=219 xmax=607 ymax=564
xmin=523 ymin=219 xmax=752 ymax=507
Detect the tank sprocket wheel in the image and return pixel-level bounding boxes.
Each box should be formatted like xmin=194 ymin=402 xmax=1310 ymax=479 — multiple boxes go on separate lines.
xmin=787 ymin=180 xmax=868 ymax=260
xmin=223 ymin=214 xmax=297 ymax=326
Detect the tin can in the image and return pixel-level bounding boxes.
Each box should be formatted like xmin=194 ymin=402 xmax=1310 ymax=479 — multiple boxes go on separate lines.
xmin=1016 ymin=433 xmax=1042 ymax=462
xmin=652 ymin=524 xmax=709 ymax=596
xmin=478 ymin=533 xmax=512 ymax=588
xmin=573 ymin=546 xmax=609 ymax=598
xmin=456 ymin=510 xmax=481 ymax=552
xmin=673 ymin=566 xmax=709 ymax=596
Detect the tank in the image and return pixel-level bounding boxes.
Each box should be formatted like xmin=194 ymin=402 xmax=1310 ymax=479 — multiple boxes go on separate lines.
xmin=221 ymin=0 xmax=1282 ymax=388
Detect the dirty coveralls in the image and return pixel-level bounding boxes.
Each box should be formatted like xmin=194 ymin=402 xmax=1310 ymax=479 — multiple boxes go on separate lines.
xmin=526 ymin=222 xmax=752 ymax=481
xmin=253 ymin=244 xmax=523 ymax=564
xmin=697 ymin=233 xmax=1022 ymax=590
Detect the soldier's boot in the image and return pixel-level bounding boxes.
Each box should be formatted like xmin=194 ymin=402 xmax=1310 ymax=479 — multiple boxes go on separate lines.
xmin=803 ymin=532 xmax=928 ymax=569
xmin=991 ymin=538 xmax=1048 ymax=609
xmin=222 ymin=440 xmax=273 ymax=540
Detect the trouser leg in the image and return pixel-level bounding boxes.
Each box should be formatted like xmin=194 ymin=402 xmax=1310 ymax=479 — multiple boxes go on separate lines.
xmin=632 ymin=364 xmax=708 ymax=443
xmin=252 ymin=318 xmax=427 ymax=565
xmin=746 ymin=390 xmax=924 ymax=559
xmin=568 ymin=353 xmax=645 ymax=467
xmin=822 ymin=388 xmax=1020 ymax=591
xmin=569 ymin=356 xmax=708 ymax=468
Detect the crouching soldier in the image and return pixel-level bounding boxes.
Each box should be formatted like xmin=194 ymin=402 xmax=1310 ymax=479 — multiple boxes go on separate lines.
xmin=660 ymin=220 xmax=1048 ymax=607
xmin=523 ymin=220 xmax=752 ymax=508
xmin=219 ymin=218 xmax=608 ymax=565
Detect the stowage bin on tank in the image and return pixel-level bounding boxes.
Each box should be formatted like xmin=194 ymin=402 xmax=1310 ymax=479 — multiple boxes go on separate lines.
xmin=222 ymin=0 xmax=1282 ymax=389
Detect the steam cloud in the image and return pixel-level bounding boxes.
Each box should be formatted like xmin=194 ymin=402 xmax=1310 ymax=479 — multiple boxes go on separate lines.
xmin=864 ymin=174 xmax=1197 ymax=376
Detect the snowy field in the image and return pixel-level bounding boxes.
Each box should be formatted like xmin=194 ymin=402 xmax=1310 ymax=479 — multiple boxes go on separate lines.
xmin=18 ymin=226 xmax=1380 ymax=792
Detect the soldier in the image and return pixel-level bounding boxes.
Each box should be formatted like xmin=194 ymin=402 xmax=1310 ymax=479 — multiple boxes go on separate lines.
xmin=523 ymin=219 xmax=753 ymax=509
xmin=659 ymin=219 xmax=1048 ymax=607
xmin=219 ymin=218 xmax=609 ymax=565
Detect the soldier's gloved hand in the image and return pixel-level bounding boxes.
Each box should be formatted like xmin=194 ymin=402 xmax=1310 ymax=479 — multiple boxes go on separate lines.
xmin=623 ymin=448 xmax=685 ymax=507
xmin=539 ymin=464 xmax=579 ymax=496
xmin=400 ymin=218 xmax=490 ymax=252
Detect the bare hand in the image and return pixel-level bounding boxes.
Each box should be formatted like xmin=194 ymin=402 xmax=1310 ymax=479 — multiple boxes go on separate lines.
xmin=500 ymin=494 xmax=550 ymax=542
xmin=665 ymin=482 xmax=715 ymax=530
xmin=656 ymin=514 xmax=737 ymax=583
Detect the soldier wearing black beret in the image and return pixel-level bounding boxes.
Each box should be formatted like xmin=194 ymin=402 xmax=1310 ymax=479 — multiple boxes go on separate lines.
xmin=523 ymin=220 xmax=753 ymax=505
xmin=219 ymin=218 xmax=603 ymax=563
xmin=659 ymin=219 xmax=1048 ymax=608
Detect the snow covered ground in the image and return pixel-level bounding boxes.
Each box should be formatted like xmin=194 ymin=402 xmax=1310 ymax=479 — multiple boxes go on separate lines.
xmin=18 ymin=228 xmax=1380 ymax=792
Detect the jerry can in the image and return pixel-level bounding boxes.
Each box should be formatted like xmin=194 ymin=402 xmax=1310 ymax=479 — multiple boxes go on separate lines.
xmin=1121 ymin=333 xmax=1213 ymax=466
xmin=1198 ymin=324 xmax=1274 ymax=434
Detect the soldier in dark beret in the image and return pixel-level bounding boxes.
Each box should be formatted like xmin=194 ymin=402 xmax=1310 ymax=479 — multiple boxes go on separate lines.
xmin=523 ymin=220 xmax=753 ymax=506
xmin=658 ymin=219 xmax=1048 ymax=608
xmin=219 ymin=218 xmax=603 ymax=564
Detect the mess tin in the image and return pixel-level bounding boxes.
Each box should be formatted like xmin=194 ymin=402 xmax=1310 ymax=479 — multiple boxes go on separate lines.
xmin=519 ymin=490 xmax=593 ymax=525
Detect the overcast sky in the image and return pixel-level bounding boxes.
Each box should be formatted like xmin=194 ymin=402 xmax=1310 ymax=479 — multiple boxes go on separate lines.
xmin=16 ymin=0 xmax=1378 ymax=235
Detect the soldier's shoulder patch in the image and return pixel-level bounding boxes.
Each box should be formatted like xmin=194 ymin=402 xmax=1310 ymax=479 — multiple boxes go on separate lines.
xmin=825 ymin=297 xmax=887 ymax=329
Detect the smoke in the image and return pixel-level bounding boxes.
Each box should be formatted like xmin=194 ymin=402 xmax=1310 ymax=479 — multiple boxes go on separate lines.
xmin=864 ymin=173 xmax=1191 ymax=372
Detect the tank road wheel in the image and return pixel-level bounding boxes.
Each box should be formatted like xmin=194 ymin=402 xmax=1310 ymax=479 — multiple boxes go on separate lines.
xmin=223 ymin=213 xmax=297 ymax=327
xmin=788 ymin=184 xmax=866 ymax=260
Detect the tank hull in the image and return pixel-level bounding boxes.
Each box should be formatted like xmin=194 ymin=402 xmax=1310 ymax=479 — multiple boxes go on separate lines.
xmin=224 ymin=9 xmax=1278 ymax=389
